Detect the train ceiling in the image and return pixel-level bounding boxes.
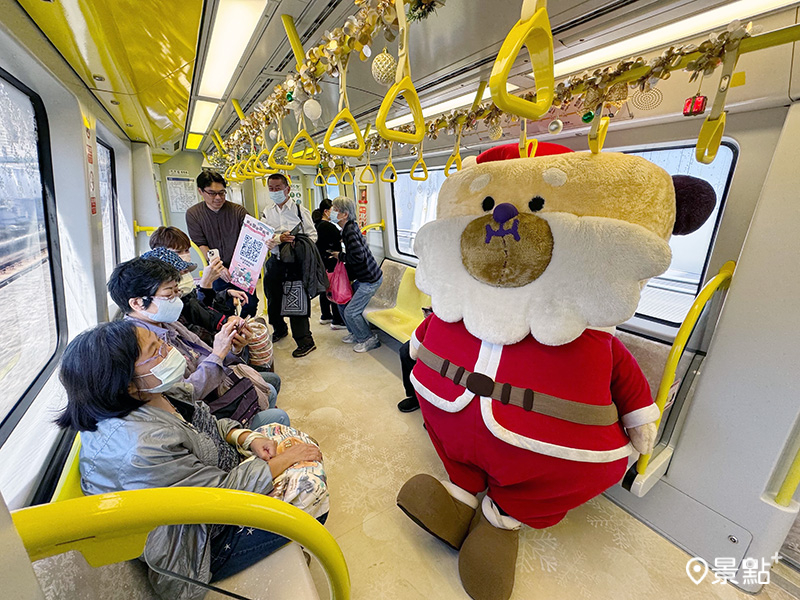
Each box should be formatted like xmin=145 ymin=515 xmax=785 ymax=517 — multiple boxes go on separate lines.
xmin=14 ymin=0 xmax=780 ymax=162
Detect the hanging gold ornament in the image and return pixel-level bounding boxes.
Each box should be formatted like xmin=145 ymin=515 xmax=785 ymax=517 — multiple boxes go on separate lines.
xmin=371 ymin=47 xmax=397 ymax=87
xmin=488 ymin=123 xmax=503 ymax=141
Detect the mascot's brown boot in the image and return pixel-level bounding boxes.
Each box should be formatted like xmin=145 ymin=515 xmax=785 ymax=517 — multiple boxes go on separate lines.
xmin=458 ymin=501 xmax=520 ymax=600
xmin=397 ymin=474 xmax=476 ymax=550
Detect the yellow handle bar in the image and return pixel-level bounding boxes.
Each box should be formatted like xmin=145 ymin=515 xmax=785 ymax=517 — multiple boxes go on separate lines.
xmin=636 ymin=261 xmax=736 ymax=475
xmin=12 ymin=487 xmax=350 ymax=600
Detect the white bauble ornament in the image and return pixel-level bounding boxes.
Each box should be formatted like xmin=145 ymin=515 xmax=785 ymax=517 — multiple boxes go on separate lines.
xmin=303 ymin=99 xmax=322 ymax=121
xmin=372 ymin=48 xmax=397 ymax=87
xmin=548 ymin=119 xmax=564 ymax=135
xmin=269 ymin=129 xmax=278 ymax=141
xmin=488 ymin=123 xmax=503 ymax=141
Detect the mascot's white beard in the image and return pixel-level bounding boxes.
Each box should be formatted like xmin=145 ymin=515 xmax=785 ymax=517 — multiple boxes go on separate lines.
xmin=414 ymin=213 xmax=672 ymax=347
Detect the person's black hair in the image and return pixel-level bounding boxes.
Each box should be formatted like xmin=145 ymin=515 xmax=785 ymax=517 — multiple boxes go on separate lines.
xmin=55 ymin=321 xmax=147 ymax=431
xmin=319 ymin=198 xmax=333 ymax=211
xmin=267 ymin=173 xmax=289 ymax=187
xmin=311 ymin=208 xmax=322 ymax=224
xmin=107 ymin=257 xmax=181 ymax=314
xmin=197 ymin=170 xmax=227 ymax=190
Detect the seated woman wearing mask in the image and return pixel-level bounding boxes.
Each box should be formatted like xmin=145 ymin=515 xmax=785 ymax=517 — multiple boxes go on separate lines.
xmin=147 ymin=227 xmax=249 ymax=344
xmin=56 ymin=321 xmax=326 ymax=599
xmin=108 ymin=256 xmax=285 ymax=429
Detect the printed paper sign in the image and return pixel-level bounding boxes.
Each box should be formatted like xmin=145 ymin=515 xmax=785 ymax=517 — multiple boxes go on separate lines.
xmin=229 ymin=215 xmax=274 ymax=294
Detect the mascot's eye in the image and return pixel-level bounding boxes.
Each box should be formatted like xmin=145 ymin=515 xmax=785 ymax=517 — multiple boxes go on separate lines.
xmin=482 ymin=196 xmax=495 ymax=212
xmin=528 ymin=196 xmax=545 ymax=212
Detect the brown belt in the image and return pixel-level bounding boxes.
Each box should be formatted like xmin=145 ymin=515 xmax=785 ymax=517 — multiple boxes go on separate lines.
xmin=416 ymin=343 xmax=619 ymax=427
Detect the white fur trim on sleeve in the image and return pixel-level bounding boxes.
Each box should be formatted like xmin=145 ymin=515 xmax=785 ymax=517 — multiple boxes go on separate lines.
xmin=621 ymin=403 xmax=661 ymax=429
xmin=410 ymin=372 xmax=474 ymax=413
xmin=410 ymin=330 xmax=421 ymax=351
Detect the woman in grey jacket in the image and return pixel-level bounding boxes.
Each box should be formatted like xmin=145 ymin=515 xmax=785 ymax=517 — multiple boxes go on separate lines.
xmin=56 ymin=321 xmax=326 ymax=600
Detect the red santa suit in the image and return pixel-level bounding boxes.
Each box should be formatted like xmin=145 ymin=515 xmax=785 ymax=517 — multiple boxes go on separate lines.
xmin=411 ymin=314 xmax=660 ymax=528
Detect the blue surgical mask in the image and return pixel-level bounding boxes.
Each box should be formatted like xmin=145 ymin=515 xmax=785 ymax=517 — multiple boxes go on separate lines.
xmin=269 ymin=190 xmax=288 ymax=205
xmin=137 ymin=348 xmax=187 ymax=393
xmin=147 ymin=296 xmax=184 ymax=323
xmin=329 ymin=209 xmax=339 ymax=223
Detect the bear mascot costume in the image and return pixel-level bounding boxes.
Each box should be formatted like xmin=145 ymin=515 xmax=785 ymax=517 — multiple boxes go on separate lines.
xmin=396 ymin=141 xmax=716 ymax=600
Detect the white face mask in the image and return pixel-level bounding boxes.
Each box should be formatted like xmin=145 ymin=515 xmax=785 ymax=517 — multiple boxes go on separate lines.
xmin=146 ymin=296 xmax=184 ymax=323
xmin=329 ymin=209 xmax=339 ymax=223
xmin=177 ymin=273 xmax=195 ymax=297
xmin=269 ymin=190 xmax=288 ymax=205
xmin=138 ymin=348 xmax=187 ymax=393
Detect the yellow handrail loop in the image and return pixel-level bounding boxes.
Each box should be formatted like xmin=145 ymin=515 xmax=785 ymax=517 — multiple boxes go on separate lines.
xmin=289 ymin=113 xmax=322 ymax=166
xmin=326 ymin=168 xmax=341 ymax=186
xmin=636 ymin=261 xmax=736 ymax=476
xmin=314 ymin=169 xmax=326 ymax=187
xmin=380 ymin=142 xmax=397 ymax=182
xmin=519 ymin=117 xmax=539 ymax=158
xmin=489 ymin=0 xmax=554 ymax=121
xmin=696 ymin=38 xmax=740 ymax=164
xmin=375 ymin=0 xmax=425 ymax=145
xmin=445 ymin=123 xmax=463 ymax=177
xmin=12 ymin=487 xmax=351 ymax=600
xmin=587 ymin=108 xmax=609 ymax=154
xmin=410 ymin=140 xmax=428 ymax=181
xmin=340 ymin=165 xmax=354 ymax=185
xmin=360 ymin=123 xmax=377 ymax=183
xmin=324 ymin=56 xmax=366 ymax=157
xmin=268 ymin=117 xmax=296 ymax=171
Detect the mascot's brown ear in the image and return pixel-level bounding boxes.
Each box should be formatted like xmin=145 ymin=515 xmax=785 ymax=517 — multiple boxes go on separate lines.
xmin=672 ymin=174 xmax=717 ymax=236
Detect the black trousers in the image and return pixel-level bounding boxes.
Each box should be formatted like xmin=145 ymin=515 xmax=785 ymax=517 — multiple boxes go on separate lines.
xmin=318 ymin=292 xmax=344 ymax=324
xmin=400 ymin=340 xmax=417 ymax=398
xmin=264 ymin=255 xmax=313 ymax=346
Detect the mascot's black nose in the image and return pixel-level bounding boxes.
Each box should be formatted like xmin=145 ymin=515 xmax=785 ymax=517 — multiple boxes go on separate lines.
xmin=492 ymin=203 xmax=518 ymax=225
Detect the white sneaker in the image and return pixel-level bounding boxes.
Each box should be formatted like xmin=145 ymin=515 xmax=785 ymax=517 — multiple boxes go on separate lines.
xmin=354 ymin=335 xmax=380 ymax=353
xmin=319 ymin=318 xmax=332 ymax=324
xmin=330 ymin=323 xmax=347 ymax=330
xmin=342 ymin=333 xmax=356 ymax=343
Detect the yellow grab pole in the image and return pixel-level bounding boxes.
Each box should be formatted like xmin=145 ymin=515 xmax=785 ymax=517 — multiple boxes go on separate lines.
xmin=281 ymin=14 xmax=307 ymax=71
xmin=636 ymin=261 xmax=735 ymax=475
xmin=776 ymin=445 xmax=800 ymax=506
xmin=232 ymin=99 xmax=247 ymax=121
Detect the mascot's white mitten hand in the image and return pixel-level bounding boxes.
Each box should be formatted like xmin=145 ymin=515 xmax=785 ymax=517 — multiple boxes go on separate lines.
xmin=628 ymin=422 xmax=658 ymax=455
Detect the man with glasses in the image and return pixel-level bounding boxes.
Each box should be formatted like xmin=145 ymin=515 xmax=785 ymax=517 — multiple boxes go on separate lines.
xmin=186 ymin=170 xmax=258 ymax=317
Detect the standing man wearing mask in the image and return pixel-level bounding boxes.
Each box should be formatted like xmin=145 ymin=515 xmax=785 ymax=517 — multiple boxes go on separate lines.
xmin=261 ymin=173 xmax=318 ymax=357
xmin=186 ymin=170 xmax=259 ymax=318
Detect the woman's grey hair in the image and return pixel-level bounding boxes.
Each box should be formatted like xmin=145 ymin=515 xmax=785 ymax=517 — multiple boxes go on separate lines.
xmin=332 ymin=196 xmax=357 ymax=222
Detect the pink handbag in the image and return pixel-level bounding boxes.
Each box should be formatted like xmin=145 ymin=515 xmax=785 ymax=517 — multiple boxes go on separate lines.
xmin=327 ymin=260 xmax=353 ymax=304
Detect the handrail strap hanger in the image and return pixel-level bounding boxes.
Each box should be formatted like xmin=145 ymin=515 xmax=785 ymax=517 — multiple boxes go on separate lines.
xmin=489 ymin=0 xmax=554 ymax=121
xmin=696 ymin=40 xmax=741 ymax=164
xmin=588 ymin=103 xmax=609 ymax=154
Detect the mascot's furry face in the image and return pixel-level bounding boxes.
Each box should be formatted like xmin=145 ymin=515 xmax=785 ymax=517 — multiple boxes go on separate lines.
xmin=415 ymin=150 xmax=713 ymax=347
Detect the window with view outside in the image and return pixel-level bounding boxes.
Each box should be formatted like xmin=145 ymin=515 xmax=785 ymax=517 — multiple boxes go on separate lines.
xmin=626 ymin=144 xmax=735 ymax=325
xmin=97 ymin=142 xmax=117 ymax=282
xmin=392 ymin=168 xmax=447 ymax=256
xmin=0 ymin=78 xmax=59 ymax=422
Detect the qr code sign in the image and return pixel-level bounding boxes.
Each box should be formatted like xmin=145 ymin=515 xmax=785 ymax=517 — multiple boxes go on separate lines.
xmin=240 ymin=234 xmax=262 ymax=263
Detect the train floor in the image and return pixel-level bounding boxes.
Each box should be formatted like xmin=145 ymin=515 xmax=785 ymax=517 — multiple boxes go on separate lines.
xmin=268 ymin=301 xmax=798 ymax=600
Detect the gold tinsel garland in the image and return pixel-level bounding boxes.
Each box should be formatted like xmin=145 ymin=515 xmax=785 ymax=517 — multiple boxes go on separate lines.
xmin=209 ymin=18 xmax=755 ymax=169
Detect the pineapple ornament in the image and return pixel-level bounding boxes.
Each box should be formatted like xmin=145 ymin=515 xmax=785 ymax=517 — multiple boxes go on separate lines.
xmin=488 ymin=122 xmax=503 ymax=141
xmin=372 ymin=47 xmax=397 ymax=87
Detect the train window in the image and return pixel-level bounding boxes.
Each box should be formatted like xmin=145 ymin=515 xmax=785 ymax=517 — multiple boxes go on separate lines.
xmin=391 ymin=168 xmax=447 ymax=256
xmin=97 ymin=140 xmax=119 ymax=282
xmin=625 ymin=142 xmax=736 ymax=326
xmin=0 ymin=67 xmax=65 ymax=444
